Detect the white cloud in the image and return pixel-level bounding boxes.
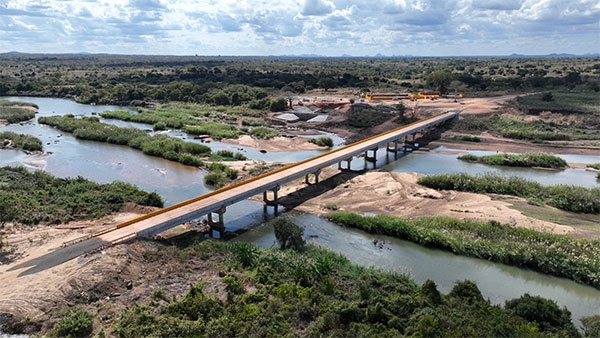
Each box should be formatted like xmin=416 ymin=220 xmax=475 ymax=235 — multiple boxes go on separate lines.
xmin=0 ymin=0 xmax=598 ymax=56
xmin=301 ymin=0 xmax=335 ymax=16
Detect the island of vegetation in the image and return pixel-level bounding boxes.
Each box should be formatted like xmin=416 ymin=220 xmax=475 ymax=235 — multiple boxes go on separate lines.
xmin=457 ymin=152 xmax=568 ymax=169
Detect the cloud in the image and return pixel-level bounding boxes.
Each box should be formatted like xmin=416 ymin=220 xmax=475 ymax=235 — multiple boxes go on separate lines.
xmin=0 ymin=0 xmax=598 ymax=56
xmin=301 ymin=0 xmax=335 ymax=16
xmin=471 ymin=0 xmax=523 ymax=11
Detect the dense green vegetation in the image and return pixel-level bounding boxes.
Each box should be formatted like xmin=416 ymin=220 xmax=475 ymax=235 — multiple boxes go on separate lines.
xmin=458 ymin=152 xmax=568 ymax=169
xmin=249 ymin=126 xmax=280 ymax=139
xmin=100 ymin=102 xmax=262 ymax=139
xmin=417 ymin=173 xmax=600 ymax=214
xmin=327 ymin=213 xmax=600 ymax=288
xmin=0 ymin=131 xmax=42 ymax=151
xmin=0 ymin=166 xmax=163 ymax=225
xmin=588 ymin=163 xmax=600 ymax=179
xmin=94 ymin=240 xmax=580 ymax=337
xmin=511 ymin=92 xmax=600 ymax=115
xmin=0 ymin=100 xmax=37 ymax=123
xmin=37 ymin=115 xmax=246 ymax=186
xmin=1 ymin=54 xmax=598 ymax=107
xmin=453 ymin=112 xmax=600 ymax=142
xmin=309 ymin=136 xmax=334 ymax=147
xmin=51 ymin=307 xmax=93 ymax=338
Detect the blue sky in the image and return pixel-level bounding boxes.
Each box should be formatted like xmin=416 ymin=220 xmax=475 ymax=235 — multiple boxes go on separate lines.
xmin=1 ymin=0 xmax=599 ymax=56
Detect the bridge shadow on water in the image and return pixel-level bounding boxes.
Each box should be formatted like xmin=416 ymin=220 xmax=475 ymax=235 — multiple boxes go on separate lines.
xmin=278 ymin=169 xmax=363 ymax=210
xmin=7 ymin=238 xmax=109 ymax=277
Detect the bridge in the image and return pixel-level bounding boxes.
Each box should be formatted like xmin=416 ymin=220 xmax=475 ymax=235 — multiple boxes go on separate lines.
xmin=65 ymin=110 xmax=459 ymax=247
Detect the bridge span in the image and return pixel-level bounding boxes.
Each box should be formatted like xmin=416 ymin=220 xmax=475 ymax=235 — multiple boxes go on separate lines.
xmin=71 ymin=110 xmax=458 ymax=246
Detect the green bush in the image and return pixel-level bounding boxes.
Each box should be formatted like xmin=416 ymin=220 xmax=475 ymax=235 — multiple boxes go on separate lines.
xmin=506 ymin=294 xmax=575 ymax=334
xmin=271 ymin=216 xmax=306 ymax=251
xmin=457 ymin=152 xmax=568 ymax=169
xmin=52 ymin=308 xmax=93 ymax=338
xmin=581 ymin=315 xmax=600 ymax=337
xmin=110 ymin=239 xmax=580 ymax=337
xmin=309 ymin=136 xmax=334 ymax=147
xmin=0 ymin=166 xmax=163 ymax=225
xmin=0 ymin=102 xmax=36 ymax=124
xmin=0 ymin=131 xmax=42 ymax=152
xmin=249 ymin=126 xmax=279 ymax=139
xmin=204 ymin=172 xmax=227 ymax=187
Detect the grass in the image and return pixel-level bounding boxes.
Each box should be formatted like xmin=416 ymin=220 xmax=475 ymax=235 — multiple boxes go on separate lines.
xmin=452 ymin=113 xmax=600 ymax=142
xmin=504 ymin=198 xmax=600 ymax=236
xmin=457 ymin=152 xmax=568 ymax=169
xmin=0 ymin=166 xmax=163 ymax=225
xmin=327 ymin=212 xmax=600 ymax=288
xmin=511 ymin=92 xmax=600 ymax=115
xmin=418 ymin=173 xmax=600 ymax=214
xmin=0 ymin=100 xmax=37 ymax=124
xmin=0 ymin=131 xmax=43 ymax=152
xmin=309 ymin=136 xmax=334 ymax=147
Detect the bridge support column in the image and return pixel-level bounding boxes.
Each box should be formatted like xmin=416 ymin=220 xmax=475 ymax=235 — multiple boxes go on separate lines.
xmin=386 ymin=140 xmax=400 ymax=161
xmin=208 ymin=206 xmax=226 ymax=238
xmin=364 ymin=147 xmax=378 ymax=170
xmin=305 ymin=168 xmax=321 ymax=185
xmin=263 ymin=185 xmax=281 ymax=213
xmin=338 ymin=157 xmax=353 ymax=171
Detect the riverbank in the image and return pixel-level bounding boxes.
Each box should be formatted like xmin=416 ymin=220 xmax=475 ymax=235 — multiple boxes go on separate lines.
xmin=267 ymin=166 xmax=600 ymax=238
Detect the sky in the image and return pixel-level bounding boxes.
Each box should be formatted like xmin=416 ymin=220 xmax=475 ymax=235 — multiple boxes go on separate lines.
xmin=1 ymin=0 xmax=599 ymax=57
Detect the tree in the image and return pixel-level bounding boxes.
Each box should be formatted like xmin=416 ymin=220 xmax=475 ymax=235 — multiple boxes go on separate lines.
xmin=272 ymin=217 xmax=305 ymax=250
xmin=541 ymin=92 xmax=554 ymax=102
xmin=427 ymin=70 xmax=453 ymax=94
xmin=505 ymin=293 xmax=573 ymax=332
xmin=317 ymin=77 xmax=337 ymax=91
xmin=269 ymin=98 xmax=288 ymax=112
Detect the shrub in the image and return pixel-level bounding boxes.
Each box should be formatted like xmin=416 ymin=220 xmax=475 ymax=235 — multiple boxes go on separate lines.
xmin=0 ymin=131 xmax=42 ymax=152
xmin=448 ymin=280 xmax=485 ymax=305
xmin=272 ymin=216 xmax=306 ymax=251
xmin=52 ymin=308 xmax=93 ymax=338
xmin=309 ymin=137 xmax=334 ymax=147
xmin=581 ymin=315 xmax=600 ymax=337
xmin=204 ymin=172 xmax=227 ymax=187
xmin=505 ymin=294 xmax=573 ymax=333
xmin=250 ymin=126 xmax=279 ymax=139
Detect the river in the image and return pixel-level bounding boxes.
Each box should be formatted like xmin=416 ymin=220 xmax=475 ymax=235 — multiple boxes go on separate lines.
xmin=1 ymin=96 xmax=599 ymax=327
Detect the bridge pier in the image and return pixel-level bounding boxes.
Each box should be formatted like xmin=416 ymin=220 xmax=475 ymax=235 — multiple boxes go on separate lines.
xmin=208 ymin=206 xmax=226 ymax=238
xmin=305 ymin=169 xmax=321 ymax=185
xmin=338 ymin=157 xmax=353 ymax=171
xmin=386 ymin=140 xmax=400 ymax=161
xmin=364 ymin=147 xmax=378 ymax=169
xmin=263 ymin=185 xmax=281 ymax=213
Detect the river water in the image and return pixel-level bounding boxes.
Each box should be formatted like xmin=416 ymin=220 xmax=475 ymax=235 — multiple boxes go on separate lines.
xmin=1 ymin=96 xmax=599 ymax=326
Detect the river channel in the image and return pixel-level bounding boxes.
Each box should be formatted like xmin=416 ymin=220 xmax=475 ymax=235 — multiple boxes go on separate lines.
xmin=1 ymin=96 xmax=599 ymax=326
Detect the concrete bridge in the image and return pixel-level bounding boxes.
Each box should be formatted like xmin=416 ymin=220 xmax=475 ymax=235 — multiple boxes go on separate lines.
xmin=65 ymin=110 xmax=459 ymax=246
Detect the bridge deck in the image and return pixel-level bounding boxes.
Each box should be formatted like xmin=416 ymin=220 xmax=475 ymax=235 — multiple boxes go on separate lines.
xmin=96 ymin=111 xmax=459 ymax=244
